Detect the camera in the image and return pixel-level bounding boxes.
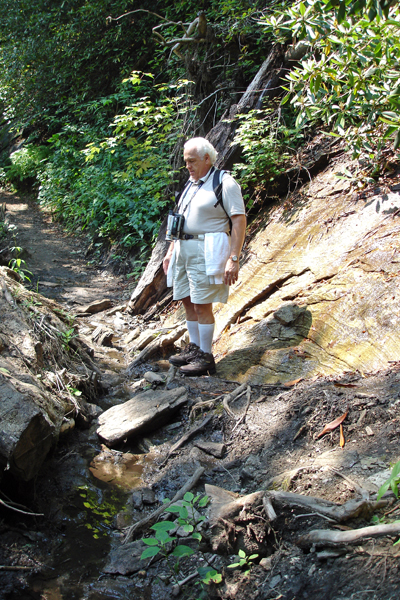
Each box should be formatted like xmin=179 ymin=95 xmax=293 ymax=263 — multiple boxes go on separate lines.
xmin=166 ymin=210 xmax=185 ymax=241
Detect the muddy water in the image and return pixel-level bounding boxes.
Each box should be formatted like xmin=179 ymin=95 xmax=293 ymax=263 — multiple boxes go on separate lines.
xmin=29 ymin=414 xmax=156 ymax=599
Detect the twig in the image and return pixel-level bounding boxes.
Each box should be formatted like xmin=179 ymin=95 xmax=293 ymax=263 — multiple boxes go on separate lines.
xmin=0 ymin=566 xmax=35 ymax=571
xmin=123 ymin=467 xmax=205 ymax=543
xmin=160 ymin=414 xmax=213 ymax=466
xmin=0 ymin=498 xmax=44 ymax=517
xmin=229 ymin=386 xmax=252 ymax=438
xmin=223 ymin=383 xmax=248 ymax=418
xmin=384 ymin=502 xmax=400 ymax=516
xmin=298 ymin=522 xmax=400 ymax=548
xmin=293 ymin=512 xmax=337 ymax=523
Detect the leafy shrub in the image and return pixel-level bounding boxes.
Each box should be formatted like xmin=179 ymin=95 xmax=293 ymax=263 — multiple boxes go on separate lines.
xmin=7 ymin=144 xmax=50 ymax=185
xmin=37 ymin=74 xmax=190 ymax=251
xmin=260 ymin=0 xmax=400 ymax=168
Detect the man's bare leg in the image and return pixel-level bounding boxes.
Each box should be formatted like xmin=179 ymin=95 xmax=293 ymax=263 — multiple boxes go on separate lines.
xmin=181 ymin=297 xmax=214 ymax=353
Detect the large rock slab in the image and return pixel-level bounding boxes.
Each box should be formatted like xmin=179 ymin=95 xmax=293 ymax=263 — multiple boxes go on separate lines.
xmin=0 ymin=377 xmax=56 ymax=481
xmin=97 ymin=387 xmax=188 ymax=446
xmin=209 ymin=160 xmax=400 ymax=383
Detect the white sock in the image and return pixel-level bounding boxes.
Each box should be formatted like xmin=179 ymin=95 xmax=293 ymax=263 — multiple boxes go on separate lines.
xmin=186 ymin=320 xmax=200 ymax=346
xmin=198 ymin=323 xmax=215 ymax=354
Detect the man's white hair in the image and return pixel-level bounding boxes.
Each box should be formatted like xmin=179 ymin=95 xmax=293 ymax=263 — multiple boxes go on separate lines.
xmin=184 ymin=137 xmax=218 ymax=165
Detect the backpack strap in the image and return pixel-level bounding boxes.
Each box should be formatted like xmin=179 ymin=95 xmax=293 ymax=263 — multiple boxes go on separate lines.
xmin=213 ymin=169 xmax=232 ymax=232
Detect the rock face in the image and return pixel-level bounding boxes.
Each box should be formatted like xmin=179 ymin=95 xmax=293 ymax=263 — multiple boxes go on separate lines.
xmin=212 ymin=159 xmax=400 ymax=383
xmin=0 ymin=378 xmax=56 ymax=481
xmin=97 ymin=387 xmax=188 ymax=446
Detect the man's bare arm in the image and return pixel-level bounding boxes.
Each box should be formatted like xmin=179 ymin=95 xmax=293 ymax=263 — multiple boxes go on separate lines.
xmin=224 ymin=214 xmax=247 ymax=286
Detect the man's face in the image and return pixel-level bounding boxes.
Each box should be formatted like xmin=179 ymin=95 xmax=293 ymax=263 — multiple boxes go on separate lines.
xmin=184 ymin=146 xmax=211 ymax=182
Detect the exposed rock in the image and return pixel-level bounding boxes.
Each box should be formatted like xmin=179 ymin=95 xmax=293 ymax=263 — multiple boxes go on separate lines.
xmin=96 ymin=387 xmax=188 ymax=446
xmin=209 ymin=169 xmax=400 ymax=384
xmin=102 ymin=540 xmax=149 ymax=575
xmin=74 ymin=298 xmax=113 ymax=315
xmin=194 ymin=441 xmax=226 ymax=458
xmin=0 ymin=378 xmax=57 ymax=481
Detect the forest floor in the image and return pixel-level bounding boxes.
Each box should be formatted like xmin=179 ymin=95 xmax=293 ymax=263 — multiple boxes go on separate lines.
xmin=1 ymin=190 xmax=400 ymax=600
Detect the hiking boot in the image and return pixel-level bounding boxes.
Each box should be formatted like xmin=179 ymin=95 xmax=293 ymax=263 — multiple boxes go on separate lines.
xmin=169 ymin=342 xmax=200 ymax=366
xmin=179 ymin=349 xmax=216 ymax=376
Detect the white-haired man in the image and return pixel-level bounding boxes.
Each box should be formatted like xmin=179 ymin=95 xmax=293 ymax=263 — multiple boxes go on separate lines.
xmin=163 ymin=137 xmax=246 ymax=376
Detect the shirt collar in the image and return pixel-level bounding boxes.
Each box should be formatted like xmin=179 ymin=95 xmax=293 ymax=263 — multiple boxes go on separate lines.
xmin=190 ymin=166 xmax=214 ymax=185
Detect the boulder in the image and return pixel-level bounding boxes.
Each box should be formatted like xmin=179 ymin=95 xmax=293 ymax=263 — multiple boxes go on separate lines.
xmin=0 ymin=378 xmax=56 ymax=481
xmin=96 ymin=386 xmax=188 ymax=446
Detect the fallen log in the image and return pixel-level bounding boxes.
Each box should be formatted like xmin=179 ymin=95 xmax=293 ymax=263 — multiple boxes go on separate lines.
xmin=123 ymin=466 xmax=205 ymax=543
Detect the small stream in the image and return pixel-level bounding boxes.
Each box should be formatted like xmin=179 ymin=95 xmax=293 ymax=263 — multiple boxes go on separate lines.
xmin=27 ymin=388 xmax=175 ymax=600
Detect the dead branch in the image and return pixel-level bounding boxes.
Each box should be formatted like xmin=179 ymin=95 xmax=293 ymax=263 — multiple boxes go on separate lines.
xmin=0 ymin=565 xmax=35 ymax=571
xmin=107 ymin=10 xmax=206 ymax=60
xmin=0 ymin=498 xmax=44 ymax=517
xmin=160 ymin=413 xmax=213 ymax=466
xmin=205 ymin=484 xmax=264 ymax=524
xmin=267 ymin=490 xmax=386 ymax=523
xmin=223 ymin=383 xmax=248 ymax=418
xmin=298 ymin=522 xmax=400 ymax=548
xmin=123 ymin=467 xmax=205 ymax=543
xmin=229 ymin=386 xmax=252 ymax=437
xmin=128 ymin=326 xmax=186 ymax=371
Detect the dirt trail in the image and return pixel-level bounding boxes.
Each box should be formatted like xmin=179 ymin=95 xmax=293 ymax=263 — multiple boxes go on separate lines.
xmin=1 ymin=190 xmax=129 ymax=306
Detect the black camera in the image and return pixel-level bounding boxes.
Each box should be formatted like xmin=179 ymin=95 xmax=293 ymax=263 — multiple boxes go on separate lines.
xmin=166 ymin=210 xmax=185 ymax=241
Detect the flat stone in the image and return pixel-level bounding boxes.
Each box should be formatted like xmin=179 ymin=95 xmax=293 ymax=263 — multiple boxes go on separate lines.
xmin=96 ymin=386 xmax=188 ymax=446
xmin=75 ymin=298 xmax=113 ymax=315
xmin=102 ymin=540 xmax=149 ymax=575
xmin=194 ymin=441 xmax=226 ymax=458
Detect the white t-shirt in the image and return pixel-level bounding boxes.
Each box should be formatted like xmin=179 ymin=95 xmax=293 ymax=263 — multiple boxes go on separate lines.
xmin=178 ymin=168 xmax=246 ymax=235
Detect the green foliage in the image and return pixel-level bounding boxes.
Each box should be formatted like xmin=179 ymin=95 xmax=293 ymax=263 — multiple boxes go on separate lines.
xmin=227 ymin=548 xmax=259 ymax=575
xmin=77 ymin=484 xmax=125 ymax=539
xmin=36 ymin=74 xmax=188 ymax=253
xmin=59 ymin=328 xmax=78 ymax=352
xmin=140 ymin=492 xmax=219 ymax=589
xmin=0 ymin=220 xmax=9 ymax=240
xmin=260 ymin=0 xmax=400 ymax=168
xmin=8 ymin=247 xmax=32 ymax=282
xmin=231 ymin=109 xmax=301 ymax=207
xmin=6 ymin=145 xmax=50 ymax=186
xmin=377 ymin=460 xmax=400 ymax=500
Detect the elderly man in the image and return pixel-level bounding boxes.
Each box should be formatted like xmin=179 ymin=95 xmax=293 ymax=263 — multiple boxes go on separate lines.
xmin=163 ymin=137 xmax=246 ymax=376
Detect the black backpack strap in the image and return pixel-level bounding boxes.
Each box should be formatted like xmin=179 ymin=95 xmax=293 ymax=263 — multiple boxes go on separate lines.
xmin=213 ymin=169 xmax=232 ymax=232
xmin=174 ymin=179 xmax=191 ymax=212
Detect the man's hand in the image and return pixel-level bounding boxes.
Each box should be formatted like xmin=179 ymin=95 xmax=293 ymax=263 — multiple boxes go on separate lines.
xmin=163 ymin=256 xmax=171 ymax=275
xmin=163 ymin=242 xmax=174 ymax=275
xmin=224 ymin=214 xmax=246 ymax=285
xmin=224 ymin=257 xmax=239 ymax=285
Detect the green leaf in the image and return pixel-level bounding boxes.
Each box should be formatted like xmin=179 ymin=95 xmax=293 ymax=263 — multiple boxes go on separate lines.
xmin=142 ymin=538 xmax=159 ymax=546
xmin=183 ymin=492 xmax=194 ymax=502
xmin=151 ymin=521 xmax=175 ymax=532
xmin=198 ymin=496 xmax=209 ymax=508
xmin=140 ymin=547 xmax=160 ymax=560
xmin=171 ymin=544 xmax=195 ymax=558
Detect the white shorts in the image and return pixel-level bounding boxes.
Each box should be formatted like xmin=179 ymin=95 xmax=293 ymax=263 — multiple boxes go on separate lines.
xmin=172 ymin=239 xmax=229 ymax=304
